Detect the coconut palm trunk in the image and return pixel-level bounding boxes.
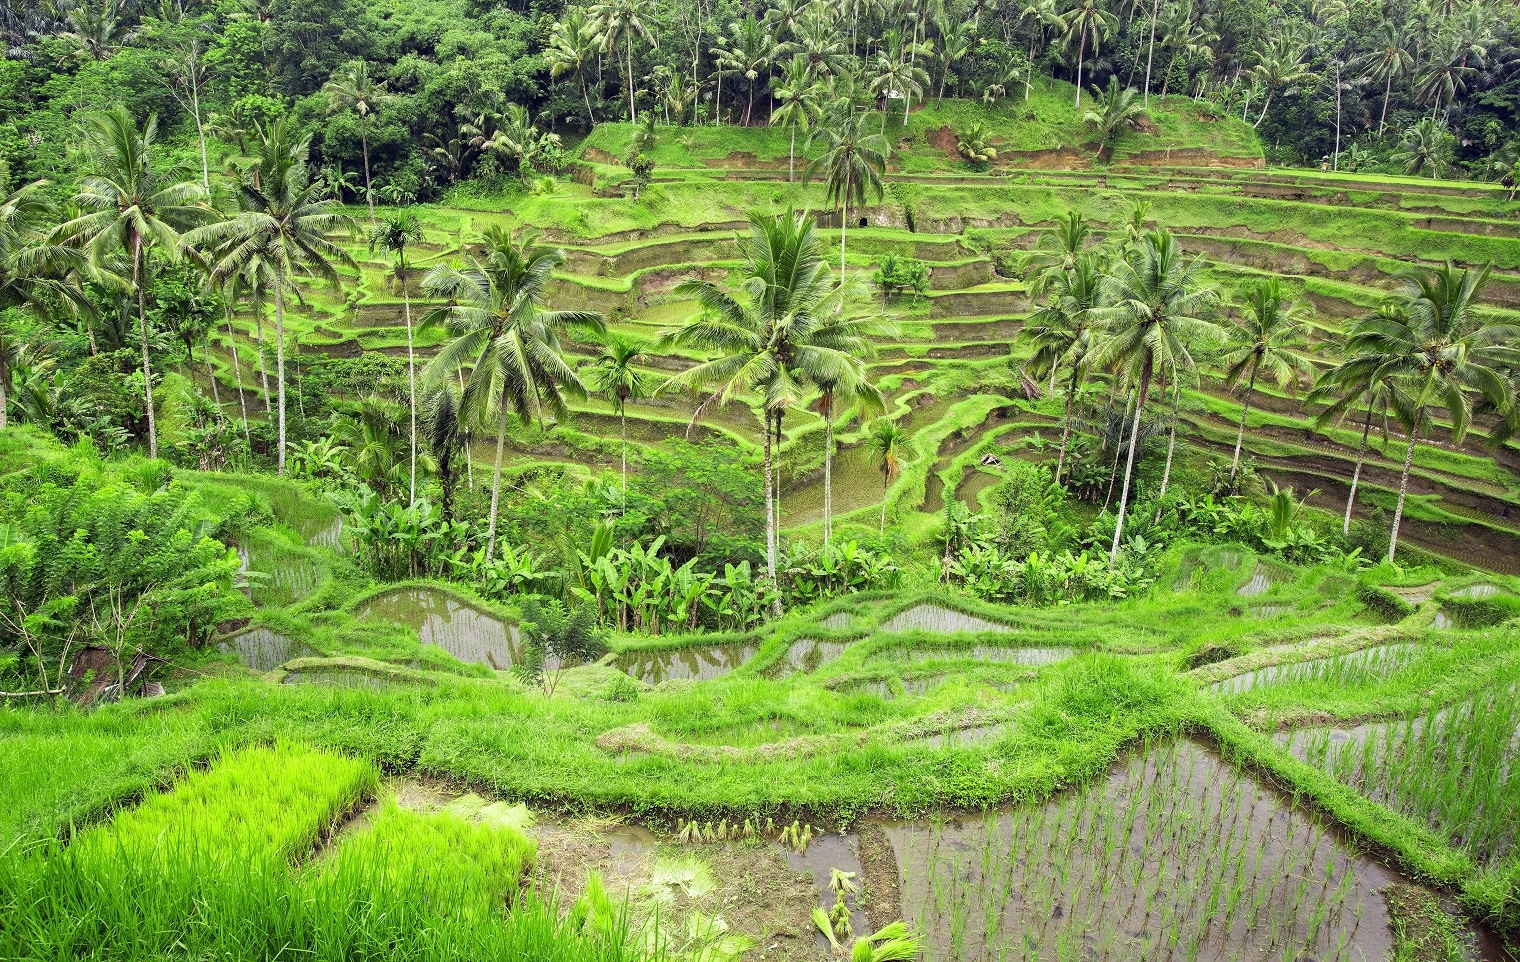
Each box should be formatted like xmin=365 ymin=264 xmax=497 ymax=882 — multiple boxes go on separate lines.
xmin=225 ymin=308 xmax=250 ymax=445
xmin=626 ymin=34 xmax=637 ymax=122
xmin=1378 ymin=72 xmax=1393 ymax=135
xmin=486 ymin=402 xmax=509 ymax=562
xmin=823 ymin=392 xmax=835 ymax=545
xmin=1388 ymin=427 xmax=1417 ymax=563
xmin=1229 ymin=364 xmax=1258 ymax=480
xmin=401 ymin=252 xmax=417 ymax=503
xmin=132 ymin=235 xmax=158 ymax=459
xmin=620 ymin=404 xmax=629 ymax=493
xmin=1103 ymin=389 xmax=1134 ymax=511
xmin=1074 ymin=26 xmax=1089 ymax=108
xmin=360 ymin=117 xmax=375 ymax=226
xmin=762 ymin=409 xmax=778 ymax=609
xmin=203 ymin=332 xmax=219 ymax=409
xmin=1344 ymin=404 xmax=1373 ymax=535
xmin=840 ymin=166 xmax=851 ymax=278
xmin=273 ymin=276 xmax=288 ymax=474
xmin=1109 ymin=361 xmax=1152 ymax=564
xmin=880 ymin=474 xmax=889 ymax=536
xmin=1155 ymin=380 xmax=1180 ymax=522
xmin=1142 ymin=0 xmax=1160 ymax=105
xmin=1054 ymin=367 xmax=1077 ymax=484
xmin=253 ymin=312 xmax=272 ymax=411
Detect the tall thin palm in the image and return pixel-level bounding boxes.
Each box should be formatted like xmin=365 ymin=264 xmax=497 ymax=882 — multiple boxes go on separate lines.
xmin=1220 ymin=277 xmax=1315 ymax=482
xmin=805 ymin=108 xmax=891 ymax=278
xmin=1025 ymin=210 xmax=1092 ymax=298
xmin=658 ymin=210 xmax=865 ymax=601
xmin=182 ymin=118 xmax=356 ymax=475
xmin=1356 ymin=22 xmax=1413 ymax=136
xmin=771 ymin=56 xmax=822 ymax=182
xmin=1335 ymin=263 xmax=1517 ymax=562
xmin=1059 ymin=0 xmax=1119 ymax=107
xmin=1019 ymin=250 xmax=1103 ymax=483
xmin=54 ymin=106 xmax=212 ymax=459
xmin=586 ymin=334 xmax=653 ymax=494
xmin=1248 ymin=36 xmax=1314 ymax=128
xmin=591 ymin=0 xmax=655 ymax=123
xmin=547 ymin=9 xmax=603 ymax=126
xmin=1307 ymin=344 xmax=1395 ymax=536
xmin=370 ymin=212 xmax=424 ymax=503
xmin=421 ymin=228 xmax=605 ymax=560
xmin=422 ymin=382 xmax=466 ymax=525
xmin=322 ymin=60 xmax=390 ymax=225
xmin=1091 ymin=230 xmax=1220 ymax=563
xmin=815 ymin=360 xmax=885 ymax=545
xmin=0 ymin=181 xmax=87 ymax=429
xmin=865 ymin=419 xmax=906 ymax=536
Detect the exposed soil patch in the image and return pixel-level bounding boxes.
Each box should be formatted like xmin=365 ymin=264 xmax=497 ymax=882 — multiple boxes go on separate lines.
xmin=926 ymin=125 xmax=960 ymax=158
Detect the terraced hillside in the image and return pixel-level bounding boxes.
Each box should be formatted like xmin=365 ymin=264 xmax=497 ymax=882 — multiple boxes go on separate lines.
xmin=197 ymin=112 xmax=1520 ymax=573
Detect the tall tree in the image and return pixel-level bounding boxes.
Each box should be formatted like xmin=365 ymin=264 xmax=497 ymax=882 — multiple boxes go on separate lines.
xmin=866 ymin=418 xmax=906 ymax=536
xmin=1081 ymin=78 xmax=1145 ymax=159
xmin=546 ymin=8 xmax=604 ymax=126
xmin=0 ymin=182 xmax=86 ymax=430
xmin=322 ymin=60 xmax=390 ymax=226
xmin=422 ymin=382 xmax=465 ymax=525
xmin=1335 ymin=263 xmax=1517 ymax=562
xmin=586 ymin=334 xmax=653 ymax=495
xmin=370 ymin=212 xmax=424 ymax=503
xmin=1020 ymin=250 xmax=1103 ymax=483
xmin=55 ymin=107 xmax=213 ymax=459
xmin=771 ymin=55 xmax=822 ymax=182
xmin=814 ymin=358 xmax=884 ymax=545
xmin=1091 ymin=230 xmax=1220 ymax=563
xmin=1247 ymin=36 xmax=1314 ymax=128
xmin=805 ymin=106 xmax=890 ymax=278
xmin=1307 ymin=342 xmax=1394 ymax=536
xmin=421 ymin=228 xmax=604 ymax=560
xmin=1059 ymin=0 xmax=1118 ymax=107
xmin=183 ymin=118 xmax=356 ymax=475
xmin=1356 ymin=22 xmax=1413 ymax=136
xmin=659 ymin=210 xmax=866 ymax=606
xmin=592 ymin=0 xmax=655 ymax=123
xmin=1220 ymin=277 xmax=1315 ymax=482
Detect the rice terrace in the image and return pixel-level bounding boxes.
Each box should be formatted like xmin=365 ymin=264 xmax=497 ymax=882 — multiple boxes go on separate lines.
xmin=3 ymin=0 xmax=1520 ymax=958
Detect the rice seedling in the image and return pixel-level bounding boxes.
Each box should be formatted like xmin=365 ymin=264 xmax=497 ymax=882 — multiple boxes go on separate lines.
xmin=1210 ymin=643 xmax=1426 ymax=695
xmin=886 ymin=739 xmax=1398 ymax=961
xmin=1278 ymin=685 xmax=1520 ymax=867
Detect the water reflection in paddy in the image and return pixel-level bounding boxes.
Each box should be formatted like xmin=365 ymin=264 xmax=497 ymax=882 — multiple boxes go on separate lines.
xmin=358 ymin=588 xmax=524 ymax=669
xmin=613 ymin=642 xmax=760 ymax=683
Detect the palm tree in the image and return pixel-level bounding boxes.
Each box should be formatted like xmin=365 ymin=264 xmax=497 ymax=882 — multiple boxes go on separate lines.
xmin=322 ymin=60 xmax=390 ymax=225
xmin=1059 ymin=0 xmax=1119 ymax=107
xmin=1335 ymin=263 xmax=1517 ymax=562
xmin=658 ymin=210 xmax=865 ymax=603
xmin=421 ymin=228 xmax=604 ymax=560
xmin=715 ymin=13 xmax=780 ymax=126
xmin=869 ymin=42 xmax=931 ymax=124
xmin=1356 ymin=22 xmax=1413 ymax=136
xmin=865 ymin=419 xmax=906 ymax=536
xmin=1307 ymin=345 xmax=1394 ymax=536
xmin=370 ymin=212 xmax=424 ymax=503
xmin=54 ymin=107 xmax=212 ymax=459
xmin=1415 ymin=34 xmax=1480 ymax=123
xmin=805 ymin=107 xmax=891 ymax=278
xmin=1025 ymin=210 xmax=1093 ymax=297
xmin=781 ymin=4 xmax=849 ymax=81
xmin=546 ymin=8 xmax=603 ymax=126
xmin=182 ymin=118 xmax=356 ymax=475
xmin=586 ymin=334 xmax=653 ymax=494
xmin=1091 ymin=230 xmax=1220 ymax=563
xmin=771 ymin=56 xmax=822 ymax=182
xmin=815 ymin=361 xmax=884 ymax=545
xmin=1020 ymin=250 xmax=1103 ymax=483
xmin=1081 ymin=78 xmax=1145 ymax=159
xmin=422 ymin=382 xmax=466 ymax=525
xmin=1220 ymin=277 xmax=1315 ymax=482
xmin=934 ymin=14 xmax=975 ymax=101
xmin=1392 ymin=118 xmax=1452 ymax=179
xmin=0 ymin=181 xmax=87 ymax=430
xmin=1247 ymin=36 xmax=1314 ymax=128
xmin=591 ymin=0 xmax=655 ymax=123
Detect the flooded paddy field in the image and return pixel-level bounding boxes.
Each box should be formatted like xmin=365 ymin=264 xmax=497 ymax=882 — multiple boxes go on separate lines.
xmin=1209 ymin=643 xmax=1427 ymax=695
xmin=613 ymin=641 xmax=762 ymax=683
xmin=357 ymin=588 xmax=524 ymax=670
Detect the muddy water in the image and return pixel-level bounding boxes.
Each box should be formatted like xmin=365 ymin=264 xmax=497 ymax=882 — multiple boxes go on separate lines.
xmin=848 ymin=676 xmax=947 ymax=699
xmin=777 ymin=832 xmax=871 ymax=950
xmin=819 ymin=611 xmax=854 ymax=629
xmin=885 ymin=739 xmax=1402 ymax=961
xmin=768 ymin=638 xmax=852 ymax=678
xmin=220 ymin=627 xmax=315 ymax=671
xmin=910 ymin=721 xmax=1014 ymax=748
xmin=1275 ymin=687 xmax=1520 ymax=867
xmin=879 ymin=604 xmax=1017 ymax=634
xmin=1209 ymin=643 xmax=1424 ymax=695
xmin=875 ymin=644 xmax=1073 ymax=668
xmin=1451 ymin=583 xmax=1500 ymax=598
xmin=613 ymin=642 xmax=760 ymax=683
xmin=1432 ymin=610 xmax=1454 ymax=629
xmin=357 ymin=588 xmax=524 ymax=670
xmin=1236 ymin=562 xmax=1276 ymax=596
